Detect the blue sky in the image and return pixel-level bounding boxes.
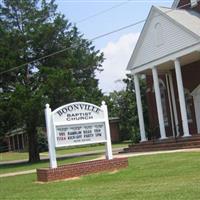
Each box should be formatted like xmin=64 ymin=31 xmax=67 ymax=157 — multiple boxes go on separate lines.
xmin=56 ymin=0 xmax=173 ymax=93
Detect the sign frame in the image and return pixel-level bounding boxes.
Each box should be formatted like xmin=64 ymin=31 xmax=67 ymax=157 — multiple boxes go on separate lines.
xmin=45 ymin=101 xmax=113 ymax=168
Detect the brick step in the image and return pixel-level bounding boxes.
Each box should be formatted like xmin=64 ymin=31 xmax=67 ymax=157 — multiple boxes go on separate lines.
xmin=122 ymin=136 xmax=200 ymax=153
xmin=130 ymin=136 xmax=200 ymax=148
xmin=128 ymin=140 xmax=200 ymax=149
xmin=129 ymin=143 xmax=200 ymax=149
xmin=124 ymin=143 xmax=200 ymax=153
xmin=124 ymin=145 xmax=200 ymax=153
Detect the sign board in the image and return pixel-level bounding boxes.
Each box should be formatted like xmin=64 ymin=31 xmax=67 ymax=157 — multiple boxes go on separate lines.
xmin=52 ymin=102 xmax=104 ymax=123
xmin=55 ymin=122 xmax=106 ymax=147
xmin=45 ymin=101 xmax=113 ymax=168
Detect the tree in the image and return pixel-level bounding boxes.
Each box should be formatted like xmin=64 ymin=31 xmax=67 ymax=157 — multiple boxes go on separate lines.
xmin=104 ymin=74 xmax=148 ymax=143
xmin=0 ymin=0 xmax=103 ymax=162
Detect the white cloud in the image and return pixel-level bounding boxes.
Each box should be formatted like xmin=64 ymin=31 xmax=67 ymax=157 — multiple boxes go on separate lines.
xmin=96 ymin=32 xmax=139 ymax=94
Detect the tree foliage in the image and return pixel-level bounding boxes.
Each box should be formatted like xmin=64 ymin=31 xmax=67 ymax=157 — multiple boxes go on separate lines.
xmin=104 ymin=74 xmax=148 ymax=143
xmin=0 ymin=0 xmax=103 ymax=162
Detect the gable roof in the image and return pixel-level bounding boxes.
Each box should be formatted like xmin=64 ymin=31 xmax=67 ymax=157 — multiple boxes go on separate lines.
xmin=158 ymin=6 xmax=200 ymax=37
xmin=127 ymin=6 xmax=200 ymax=71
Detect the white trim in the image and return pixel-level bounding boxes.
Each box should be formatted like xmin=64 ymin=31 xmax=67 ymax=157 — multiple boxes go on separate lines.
xmin=127 ymin=5 xmax=200 ymax=71
xmin=127 ymin=6 xmax=155 ymax=70
xmin=131 ymin=42 xmax=200 ymax=74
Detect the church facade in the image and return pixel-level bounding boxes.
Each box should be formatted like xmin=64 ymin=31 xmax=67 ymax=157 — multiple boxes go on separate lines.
xmin=127 ymin=0 xmax=200 ymax=141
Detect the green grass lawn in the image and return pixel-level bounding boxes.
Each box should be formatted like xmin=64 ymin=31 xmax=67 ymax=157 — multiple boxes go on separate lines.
xmin=1 ymin=152 xmax=200 ymax=200
xmin=0 ymin=143 xmax=128 ymax=162
xmin=0 ymin=155 xmax=98 ymax=175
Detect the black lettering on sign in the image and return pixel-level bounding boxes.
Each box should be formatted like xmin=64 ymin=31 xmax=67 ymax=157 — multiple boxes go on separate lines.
xmin=83 ymin=130 xmax=92 ymax=134
xmin=68 ymin=131 xmax=81 ymax=135
xmin=94 ymin=129 xmax=101 ymax=133
xmin=68 ymin=105 xmax=73 ymax=111
xmin=56 ymin=103 xmax=101 ymax=117
xmin=68 ymin=135 xmax=82 ymax=140
xmin=82 ymin=138 xmax=90 ymax=142
xmin=84 ymin=134 xmax=94 ymax=138
xmin=84 ymin=126 xmax=92 ymax=129
xmin=57 ymin=127 xmax=68 ymax=131
xmin=57 ymin=137 xmax=66 ymax=141
xmin=74 ymin=139 xmax=81 ymax=142
xmin=59 ymin=132 xmax=65 ymax=136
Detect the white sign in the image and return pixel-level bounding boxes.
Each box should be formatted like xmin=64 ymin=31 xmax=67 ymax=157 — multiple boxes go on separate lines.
xmin=53 ymin=102 xmax=104 ymax=123
xmin=55 ymin=122 xmax=106 ymax=147
xmin=45 ymin=101 xmax=113 ymax=169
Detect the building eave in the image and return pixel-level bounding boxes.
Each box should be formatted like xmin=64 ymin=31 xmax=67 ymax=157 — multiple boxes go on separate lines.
xmin=130 ymin=42 xmax=200 ymax=74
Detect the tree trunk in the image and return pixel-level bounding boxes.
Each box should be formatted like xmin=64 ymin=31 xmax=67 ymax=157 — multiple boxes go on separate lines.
xmin=27 ymin=122 xmax=40 ymax=163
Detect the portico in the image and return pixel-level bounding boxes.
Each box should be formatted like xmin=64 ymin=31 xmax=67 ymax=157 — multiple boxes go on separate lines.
xmin=127 ymin=4 xmax=200 ymax=142
xmin=133 ymin=54 xmax=200 ymax=141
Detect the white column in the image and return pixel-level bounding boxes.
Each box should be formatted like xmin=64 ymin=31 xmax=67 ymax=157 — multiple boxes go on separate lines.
xmin=168 ymin=73 xmax=180 ymax=136
xmin=134 ymin=74 xmax=147 ymax=142
xmin=45 ymin=104 xmax=57 ymax=168
xmin=174 ymin=58 xmax=191 ymax=137
xmin=152 ymin=66 xmax=167 ymax=139
xmin=101 ymin=101 xmax=113 ymax=160
xmin=165 ymin=74 xmax=175 ymax=138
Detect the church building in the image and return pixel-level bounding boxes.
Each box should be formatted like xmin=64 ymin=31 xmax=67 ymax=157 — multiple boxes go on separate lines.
xmin=127 ymin=0 xmax=200 ymax=143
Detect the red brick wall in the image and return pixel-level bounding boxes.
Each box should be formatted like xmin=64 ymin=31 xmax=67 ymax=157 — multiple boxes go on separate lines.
xmin=37 ymin=157 xmax=128 ymax=182
xmin=110 ymin=121 xmax=120 ymax=142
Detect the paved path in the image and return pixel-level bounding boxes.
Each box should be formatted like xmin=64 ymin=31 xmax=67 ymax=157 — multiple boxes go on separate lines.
xmin=0 ymin=169 xmax=36 ymax=178
xmin=1 ymin=148 xmax=200 ymax=178
xmin=0 ymin=148 xmax=122 ymax=165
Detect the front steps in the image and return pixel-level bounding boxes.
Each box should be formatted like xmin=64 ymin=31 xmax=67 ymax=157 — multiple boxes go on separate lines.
xmin=123 ymin=134 xmax=200 ymax=153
